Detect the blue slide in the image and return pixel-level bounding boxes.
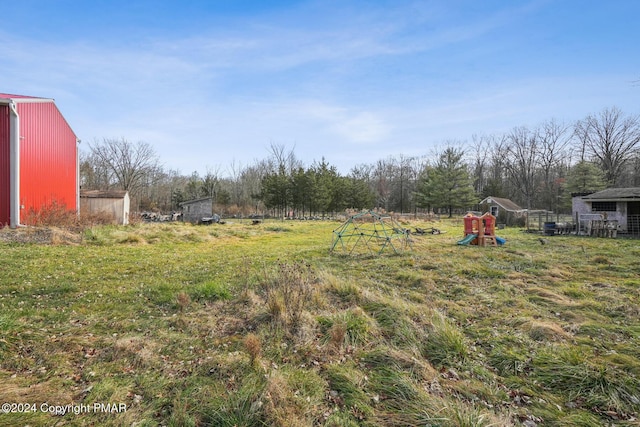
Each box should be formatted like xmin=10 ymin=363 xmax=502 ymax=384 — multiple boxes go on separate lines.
xmin=457 ymin=234 xmax=477 ymax=245
xmin=496 ymin=236 xmax=506 ymax=245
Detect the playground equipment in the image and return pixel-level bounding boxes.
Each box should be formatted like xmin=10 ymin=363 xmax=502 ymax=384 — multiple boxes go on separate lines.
xmin=458 ymin=212 xmax=505 ymax=246
xmin=330 ymin=210 xmax=412 ymax=256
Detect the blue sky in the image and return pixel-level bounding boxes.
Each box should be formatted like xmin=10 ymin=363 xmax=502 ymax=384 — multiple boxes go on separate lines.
xmin=2 ymin=0 xmax=639 ymax=175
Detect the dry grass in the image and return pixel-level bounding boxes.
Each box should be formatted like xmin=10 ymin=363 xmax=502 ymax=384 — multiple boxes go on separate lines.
xmin=0 ymin=220 xmax=638 ymax=426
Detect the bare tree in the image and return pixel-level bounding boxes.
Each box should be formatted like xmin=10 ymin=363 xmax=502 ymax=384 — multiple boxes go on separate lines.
xmin=88 ymin=138 xmax=160 ymax=197
xmin=504 ymin=126 xmax=540 ymax=213
xmin=574 ymin=107 xmax=640 ymax=185
xmin=202 ymin=165 xmax=223 ymax=201
xmin=537 ymin=119 xmax=571 ymax=211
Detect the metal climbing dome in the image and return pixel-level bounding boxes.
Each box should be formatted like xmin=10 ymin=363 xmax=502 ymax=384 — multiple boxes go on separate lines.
xmin=330 ymin=210 xmax=412 ymax=256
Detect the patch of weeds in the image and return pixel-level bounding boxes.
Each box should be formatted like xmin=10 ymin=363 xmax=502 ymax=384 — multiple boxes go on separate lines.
xmin=190 ymin=281 xmax=231 ymax=303
xmin=318 ymin=307 xmax=377 ymax=348
xmin=262 ymin=369 xmax=326 ymax=426
xmin=458 ymin=266 xmax=506 ymax=280
xmin=394 ymin=270 xmax=424 ymax=287
xmin=591 ymin=255 xmax=611 ymax=265
xmin=117 ymin=233 xmax=145 ymax=244
xmin=362 ymin=301 xmax=421 ymax=348
xmin=325 ymin=363 xmax=374 ymax=422
xmin=510 ymin=259 xmax=548 ymax=273
xmin=265 ymin=225 xmax=291 ymax=233
xmin=368 ymin=365 xmax=419 ymax=403
xmin=422 ymin=311 xmax=469 ymax=367
xmin=532 ymin=346 xmax=640 ymax=417
xmin=199 ymin=373 xmax=266 ymax=427
xmin=441 ymin=401 xmax=504 ymax=427
xmin=181 ymin=231 xmax=204 ymax=243
xmin=144 ymin=283 xmax=178 ymax=307
xmin=488 ymin=346 xmax=530 ymax=377
xmin=260 ymin=261 xmax=316 ymax=335
xmin=324 ymin=410 xmax=360 ymax=427
xmin=83 ymin=227 xmax=110 ymax=245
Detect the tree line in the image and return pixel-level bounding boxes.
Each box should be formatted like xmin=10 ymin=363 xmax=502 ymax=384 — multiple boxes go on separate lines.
xmin=80 ymin=107 xmax=640 ymax=218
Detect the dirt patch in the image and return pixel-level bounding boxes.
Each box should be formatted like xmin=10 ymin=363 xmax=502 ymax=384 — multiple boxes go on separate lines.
xmin=0 ymin=227 xmax=82 ymax=245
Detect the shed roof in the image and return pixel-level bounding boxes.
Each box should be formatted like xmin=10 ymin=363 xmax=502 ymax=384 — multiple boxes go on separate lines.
xmin=80 ymin=190 xmax=128 ymax=199
xmin=179 ymin=197 xmax=213 ymax=206
xmin=581 ymin=187 xmax=640 ymax=201
xmin=479 ymin=196 xmax=524 ymax=212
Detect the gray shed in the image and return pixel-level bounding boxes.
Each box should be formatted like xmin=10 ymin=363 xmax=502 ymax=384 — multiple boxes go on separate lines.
xmin=80 ymin=190 xmax=130 ymax=225
xmin=572 ymin=188 xmax=640 ymax=235
xmin=180 ymin=197 xmax=213 ymax=224
xmin=479 ymin=196 xmax=525 ymax=226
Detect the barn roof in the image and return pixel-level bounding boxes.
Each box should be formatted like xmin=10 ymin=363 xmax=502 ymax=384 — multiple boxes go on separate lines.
xmin=0 ymin=93 xmax=53 ymax=102
xmin=479 ymin=196 xmax=524 ymax=212
xmin=80 ymin=190 xmax=128 ymax=199
xmin=581 ymin=187 xmax=640 ymax=201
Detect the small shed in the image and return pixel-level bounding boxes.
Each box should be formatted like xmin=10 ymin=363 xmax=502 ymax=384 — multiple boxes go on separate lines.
xmin=479 ymin=196 xmax=525 ymax=226
xmin=180 ymin=197 xmax=213 ymax=224
xmin=80 ymin=190 xmax=130 ymax=225
xmin=572 ymin=188 xmax=640 ymax=235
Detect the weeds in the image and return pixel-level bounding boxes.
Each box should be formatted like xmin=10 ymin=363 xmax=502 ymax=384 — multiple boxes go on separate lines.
xmin=0 ymin=220 xmax=639 ymax=426
xmin=260 ymin=261 xmax=316 ymax=335
xmin=532 ymin=347 xmax=640 ymax=415
xmin=422 ymin=311 xmax=469 ymax=366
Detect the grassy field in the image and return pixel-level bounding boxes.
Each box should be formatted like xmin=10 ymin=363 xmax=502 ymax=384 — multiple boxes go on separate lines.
xmin=0 ymin=219 xmax=639 ymax=426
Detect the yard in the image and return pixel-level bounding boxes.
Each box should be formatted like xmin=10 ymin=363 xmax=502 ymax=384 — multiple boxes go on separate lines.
xmin=0 ymin=219 xmax=639 ymax=426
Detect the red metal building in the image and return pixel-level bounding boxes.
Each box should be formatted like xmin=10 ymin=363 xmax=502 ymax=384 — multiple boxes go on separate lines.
xmin=0 ymin=93 xmax=79 ymax=228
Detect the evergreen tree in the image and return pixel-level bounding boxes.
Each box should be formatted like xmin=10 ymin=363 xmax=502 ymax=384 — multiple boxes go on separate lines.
xmin=565 ymin=160 xmax=607 ymax=194
xmin=417 ymin=147 xmax=477 ymax=217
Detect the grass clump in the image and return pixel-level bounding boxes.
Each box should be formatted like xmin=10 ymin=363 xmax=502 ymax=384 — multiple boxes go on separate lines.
xmin=325 ymin=363 xmax=374 ymax=423
xmin=260 ymin=261 xmax=316 ymax=335
xmin=190 ymin=280 xmax=232 ymax=302
xmin=362 ymin=301 xmax=422 ymax=348
xmin=318 ymin=307 xmax=377 ymax=349
xmin=422 ymin=311 xmax=469 ymax=367
xmin=532 ymin=346 xmax=640 ymax=415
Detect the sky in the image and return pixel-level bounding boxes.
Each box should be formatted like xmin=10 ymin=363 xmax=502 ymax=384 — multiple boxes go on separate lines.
xmin=2 ymin=0 xmax=639 ymax=176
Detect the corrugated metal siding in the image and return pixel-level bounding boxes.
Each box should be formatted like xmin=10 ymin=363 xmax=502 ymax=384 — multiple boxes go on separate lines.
xmin=17 ymin=102 xmax=77 ymax=224
xmin=0 ymin=105 xmax=9 ymax=226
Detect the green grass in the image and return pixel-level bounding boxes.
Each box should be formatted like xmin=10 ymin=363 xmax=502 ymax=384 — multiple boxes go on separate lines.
xmin=0 ymin=219 xmax=639 ymax=426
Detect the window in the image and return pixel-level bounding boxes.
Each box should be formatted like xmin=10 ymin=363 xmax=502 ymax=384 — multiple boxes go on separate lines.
xmin=591 ymin=201 xmax=617 ymax=212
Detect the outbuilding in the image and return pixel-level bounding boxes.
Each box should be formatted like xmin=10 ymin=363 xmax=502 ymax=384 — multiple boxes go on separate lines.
xmin=572 ymin=188 xmax=640 ymax=235
xmin=0 ymin=93 xmax=79 ymax=228
xmin=80 ymin=190 xmax=130 ymax=225
xmin=179 ymin=197 xmax=213 ymax=223
xmin=479 ymin=196 xmax=525 ymax=226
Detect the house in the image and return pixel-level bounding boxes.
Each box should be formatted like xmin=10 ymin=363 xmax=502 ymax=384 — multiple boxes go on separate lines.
xmin=180 ymin=197 xmax=213 ymax=223
xmin=0 ymin=93 xmax=79 ymax=228
xmin=80 ymin=190 xmax=130 ymax=225
xmin=479 ymin=196 xmax=525 ymax=226
xmin=572 ymin=188 xmax=640 ymax=235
